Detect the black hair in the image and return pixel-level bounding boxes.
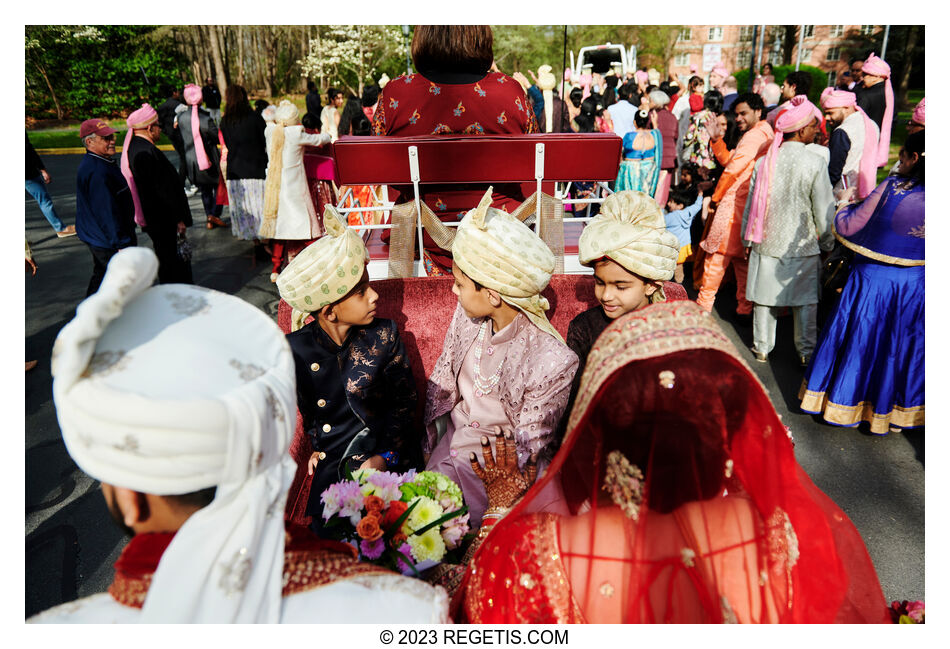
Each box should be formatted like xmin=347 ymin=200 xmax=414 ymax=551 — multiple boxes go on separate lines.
xmin=301 ymin=112 xmax=320 ymax=130
xmin=165 ymin=486 xmax=217 ymax=511
xmin=569 ymin=86 xmax=583 ymax=109
xmin=678 ymin=162 xmax=699 ymax=186
xmin=254 ymin=99 xmax=269 ymax=114
xmin=901 ymin=130 xmax=925 ymax=185
xmin=644 ymin=84 xmax=658 ymax=95
xmin=338 ymin=95 xmax=365 ymax=136
xmin=160 ymin=83 xmax=174 ymax=98
xmin=326 ymin=87 xmax=342 ymax=103
xmin=605 ymin=74 xmax=619 ymax=89
xmin=784 ymin=70 xmax=812 ymax=97
xmin=580 ymin=95 xmax=604 ymax=117
xmin=361 ymin=85 xmax=380 ymax=108
xmin=634 ymin=109 xmax=651 ymax=129
xmin=617 ymin=82 xmax=633 ymax=101
xmin=602 ymin=86 xmax=617 ymax=108
xmin=668 ymin=185 xmax=697 ymax=207
xmin=307 ymin=80 xmax=316 ymax=92
xmin=733 ymin=92 xmax=764 ymax=114
xmin=573 ymin=112 xmax=596 ymax=133
xmin=688 ymin=75 xmax=704 ymax=93
xmin=722 ymin=110 xmax=740 ymax=149
xmin=703 ymin=89 xmax=723 ymax=114
xmin=658 ymin=81 xmax=672 ymax=96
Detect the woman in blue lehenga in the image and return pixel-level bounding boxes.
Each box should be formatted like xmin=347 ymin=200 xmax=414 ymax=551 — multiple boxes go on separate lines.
xmin=615 ymin=109 xmax=662 ymax=197
xmin=800 ymin=130 xmax=924 ymax=434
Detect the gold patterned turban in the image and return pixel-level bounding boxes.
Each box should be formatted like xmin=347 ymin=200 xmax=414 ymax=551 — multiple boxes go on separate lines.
xmin=276 ymin=205 xmax=370 ymax=332
xmin=452 ymin=187 xmax=561 ymax=342
xmin=578 ymin=190 xmax=679 ymax=302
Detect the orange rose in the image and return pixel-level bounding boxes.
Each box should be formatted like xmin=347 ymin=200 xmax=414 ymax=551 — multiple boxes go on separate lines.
xmin=381 ymin=500 xmax=409 ymax=530
xmin=390 ymin=532 xmax=408 ymax=549
xmin=364 ymin=495 xmax=385 ymax=514
xmin=356 ymin=514 xmax=383 ymax=541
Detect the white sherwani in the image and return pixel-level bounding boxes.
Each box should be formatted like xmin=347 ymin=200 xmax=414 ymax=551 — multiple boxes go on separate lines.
xmin=264 ymin=124 xmax=331 ymax=240
xmin=29 ymin=574 xmax=449 ymax=623
xmin=743 ymin=142 xmax=836 ymax=307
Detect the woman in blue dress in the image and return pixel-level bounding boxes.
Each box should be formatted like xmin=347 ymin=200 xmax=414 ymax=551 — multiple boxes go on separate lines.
xmin=615 ymin=109 xmax=662 ymax=197
xmin=800 ymin=130 xmax=924 ymax=434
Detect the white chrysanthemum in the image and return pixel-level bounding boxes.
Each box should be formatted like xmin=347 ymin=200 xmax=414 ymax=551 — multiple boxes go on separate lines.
xmin=408 ymin=528 xmax=446 ymax=563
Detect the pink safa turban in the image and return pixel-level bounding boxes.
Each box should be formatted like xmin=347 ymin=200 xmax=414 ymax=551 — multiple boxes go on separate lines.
xmin=120 ymin=104 xmax=158 ymax=228
xmin=862 ymin=53 xmax=893 ymax=167
xmin=635 ymin=69 xmax=648 ymax=84
xmin=912 ymin=97 xmax=925 ymax=126
xmin=745 ymin=96 xmax=822 ymax=243
xmin=711 ymin=63 xmax=728 ymax=79
xmin=183 ymin=83 xmax=211 ymax=171
xmin=821 ymin=88 xmax=879 ymax=200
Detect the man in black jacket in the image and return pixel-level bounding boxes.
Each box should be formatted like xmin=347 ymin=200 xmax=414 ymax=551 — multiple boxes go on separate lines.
xmin=124 ymin=104 xmax=193 ymax=284
xmin=155 ymin=85 xmax=191 ymax=189
xmin=75 ymin=119 xmax=137 ymax=295
xmin=202 ymin=78 xmax=222 ymax=121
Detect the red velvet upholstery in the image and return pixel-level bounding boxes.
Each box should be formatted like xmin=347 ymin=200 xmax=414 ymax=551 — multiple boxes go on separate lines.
xmin=279 ymin=276 xmax=688 ymax=526
xmin=332 ymin=133 xmax=622 ymax=185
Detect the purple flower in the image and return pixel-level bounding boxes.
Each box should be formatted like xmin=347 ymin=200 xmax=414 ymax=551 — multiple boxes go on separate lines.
xmin=395 ymin=543 xmax=414 ymax=570
xmin=367 ymin=470 xmax=408 ymax=504
xmin=360 ymin=538 xmax=385 ymax=560
xmin=320 ymin=482 xmax=345 ymax=520
xmin=338 ymin=481 xmax=365 ymax=525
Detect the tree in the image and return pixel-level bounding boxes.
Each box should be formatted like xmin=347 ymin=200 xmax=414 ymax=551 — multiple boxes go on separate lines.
xmin=299 ymin=25 xmax=403 ymax=96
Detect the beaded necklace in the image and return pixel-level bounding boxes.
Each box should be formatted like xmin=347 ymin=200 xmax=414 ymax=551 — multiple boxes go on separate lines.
xmin=472 ymin=320 xmax=505 ymax=397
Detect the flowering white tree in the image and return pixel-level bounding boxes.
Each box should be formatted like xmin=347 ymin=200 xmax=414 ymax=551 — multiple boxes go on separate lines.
xmin=298 ymin=25 xmax=405 ymax=95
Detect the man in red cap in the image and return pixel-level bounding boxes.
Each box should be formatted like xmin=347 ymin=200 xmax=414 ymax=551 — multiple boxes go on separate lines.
xmin=75 ymin=118 xmax=137 ymax=295
xmin=122 ymin=103 xmax=193 ymax=284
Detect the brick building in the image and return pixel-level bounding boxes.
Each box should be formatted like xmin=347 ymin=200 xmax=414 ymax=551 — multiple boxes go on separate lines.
xmin=670 ymin=25 xmax=883 ymax=87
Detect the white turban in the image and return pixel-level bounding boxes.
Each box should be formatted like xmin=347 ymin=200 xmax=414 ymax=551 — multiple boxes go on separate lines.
xmin=51 ymin=247 xmax=297 ymax=623
xmin=452 ymin=188 xmax=561 ymax=342
xmin=277 ymin=205 xmax=370 ymax=332
xmin=578 ymin=190 xmax=679 ymax=300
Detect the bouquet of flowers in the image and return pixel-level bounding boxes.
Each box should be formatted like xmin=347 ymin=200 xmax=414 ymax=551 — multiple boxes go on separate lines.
xmin=320 ymin=468 xmax=471 ymax=575
xmin=889 ymin=600 xmax=925 ymax=624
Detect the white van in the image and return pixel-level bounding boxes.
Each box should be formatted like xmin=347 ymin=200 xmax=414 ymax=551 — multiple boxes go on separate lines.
xmin=571 ymin=43 xmax=637 ymax=79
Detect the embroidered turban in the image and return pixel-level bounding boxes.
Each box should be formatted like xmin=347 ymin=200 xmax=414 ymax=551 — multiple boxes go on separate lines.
xmin=119 ymin=103 xmax=158 ymax=228
xmin=452 ymin=187 xmax=561 ymax=342
xmin=277 ymin=205 xmax=370 ymax=332
xmin=862 ymin=54 xmax=894 ymax=167
xmin=578 ymin=190 xmax=679 ymax=302
xmin=912 ymin=97 xmax=925 ymax=126
xmin=261 ymin=100 xmax=304 ymax=235
xmin=51 ymin=247 xmax=296 ymax=622
xmin=745 ymin=96 xmax=823 ymax=243
xmin=820 ymin=88 xmax=879 ymax=199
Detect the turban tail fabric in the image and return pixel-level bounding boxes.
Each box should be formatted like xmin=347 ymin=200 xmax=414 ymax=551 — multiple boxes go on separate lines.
xmin=820 ymin=88 xmax=879 ymax=199
xmin=119 ymin=103 xmax=157 ymax=228
xmin=452 ymin=188 xmax=562 ymax=343
xmin=50 ymin=247 xmax=297 ymax=622
xmin=912 ymin=97 xmax=925 ymax=126
xmin=183 ymin=84 xmax=212 ymax=172
xmin=577 ymin=190 xmax=679 ymax=302
xmin=862 ymin=54 xmax=893 ymax=167
xmin=276 ymin=205 xmax=370 ymax=332
xmin=745 ymin=96 xmax=822 ymax=243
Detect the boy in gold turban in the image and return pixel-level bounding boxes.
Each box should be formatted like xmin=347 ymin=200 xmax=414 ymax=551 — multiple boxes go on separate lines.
xmin=277 ymin=206 xmax=421 ymax=533
xmin=424 ymin=189 xmax=578 ymax=526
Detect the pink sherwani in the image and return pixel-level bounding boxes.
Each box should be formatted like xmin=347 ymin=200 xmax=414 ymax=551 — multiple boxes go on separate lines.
xmin=425 ymin=305 xmax=578 ymax=525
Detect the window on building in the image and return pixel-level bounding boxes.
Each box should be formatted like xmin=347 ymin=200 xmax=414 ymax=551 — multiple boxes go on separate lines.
xmin=802 ymin=25 xmax=814 ymax=38
xmin=708 ymin=27 xmax=723 ymax=42
xmin=674 ymin=53 xmax=690 ymax=67
xmin=830 ymin=25 xmax=844 ymax=37
xmin=799 ymin=48 xmax=811 ymax=63
xmin=827 ymin=46 xmax=841 ymax=61
xmin=862 ymin=25 xmax=876 ymax=35
xmin=739 ymin=26 xmax=754 ymax=41
xmin=736 ymin=51 xmax=752 ymax=68
xmin=828 ymin=70 xmax=837 ymax=87
xmin=678 ymin=28 xmax=692 ymax=41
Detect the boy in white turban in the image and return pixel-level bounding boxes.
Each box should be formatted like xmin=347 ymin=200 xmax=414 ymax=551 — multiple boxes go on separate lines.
xmin=424 ymin=188 xmax=578 ymax=526
xmin=32 ymin=247 xmax=447 ymax=623
xmin=277 ymin=206 xmax=422 ymax=534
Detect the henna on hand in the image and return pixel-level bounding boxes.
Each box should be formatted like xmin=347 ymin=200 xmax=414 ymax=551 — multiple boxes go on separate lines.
xmin=469 ymin=430 xmax=538 ymax=514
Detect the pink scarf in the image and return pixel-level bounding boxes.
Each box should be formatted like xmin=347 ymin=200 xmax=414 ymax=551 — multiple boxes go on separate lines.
xmin=862 ymin=54 xmax=893 ymax=167
xmin=120 ymin=103 xmax=158 ymax=227
xmin=912 ymin=97 xmax=925 ymax=126
xmin=745 ymin=96 xmax=821 ymax=243
xmin=820 ymin=88 xmax=879 ymax=199
xmin=183 ymin=84 xmax=211 ymax=171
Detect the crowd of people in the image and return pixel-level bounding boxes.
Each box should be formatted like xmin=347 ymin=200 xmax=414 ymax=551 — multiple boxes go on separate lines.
xmin=27 ymin=25 xmax=922 ymax=624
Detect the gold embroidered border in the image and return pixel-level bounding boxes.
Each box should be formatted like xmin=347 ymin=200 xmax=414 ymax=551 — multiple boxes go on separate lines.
xmin=282 ymin=548 xmax=394 ymax=597
xmin=108 ymin=572 xmax=153 ymax=609
xmin=833 ymin=226 xmax=924 ymax=267
xmin=799 ymin=384 xmax=925 ymax=434
xmin=533 ymin=513 xmax=584 ymax=623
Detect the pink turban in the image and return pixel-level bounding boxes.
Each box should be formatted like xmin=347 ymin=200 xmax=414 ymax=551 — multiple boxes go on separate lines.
xmin=912 ymin=97 xmax=925 ymax=126
xmin=745 ymin=96 xmax=822 ymax=243
xmin=711 ymin=63 xmax=728 ymax=79
xmin=120 ymin=104 xmax=158 ymax=227
xmin=820 ymin=88 xmax=879 ymax=199
xmin=635 ymin=69 xmax=648 ymax=84
xmin=862 ymin=53 xmax=893 ymax=167
xmin=183 ymin=84 xmax=211 ymax=171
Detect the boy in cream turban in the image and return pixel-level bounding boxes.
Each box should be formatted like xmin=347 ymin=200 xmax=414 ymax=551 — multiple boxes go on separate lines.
xmin=424 ymin=188 xmax=578 ymax=526
xmin=566 ymin=190 xmax=680 ymax=396
xmin=277 ymin=206 xmax=421 ymax=533
xmin=34 ymin=247 xmax=447 ymax=623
